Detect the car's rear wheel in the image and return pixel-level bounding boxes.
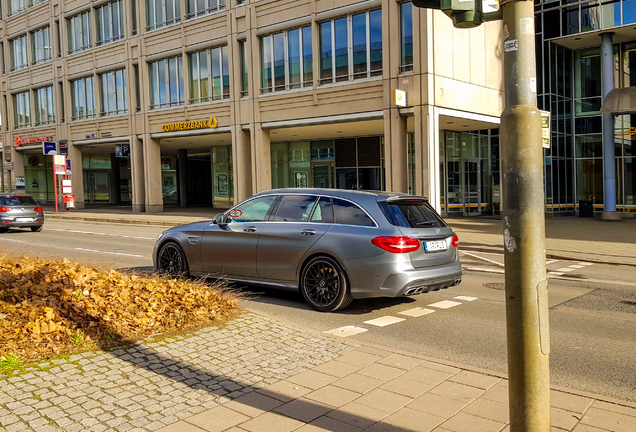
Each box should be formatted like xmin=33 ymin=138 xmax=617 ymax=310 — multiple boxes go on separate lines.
xmin=31 ymin=226 xmax=42 ymax=232
xmin=300 ymin=256 xmax=353 ymax=312
xmin=157 ymin=242 xmax=189 ymax=276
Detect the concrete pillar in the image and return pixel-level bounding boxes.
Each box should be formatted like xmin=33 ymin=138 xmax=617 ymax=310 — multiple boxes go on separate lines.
xmin=10 ymin=150 xmax=25 ymax=193
xmin=422 ymin=105 xmax=441 ymax=213
xmin=110 ymin=153 xmax=121 ymax=205
xmin=386 ymin=109 xmax=408 ymax=193
xmin=253 ymin=126 xmax=271 ymax=192
xmin=131 ymin=136 xmax=145 ymax=213
xmin=68 ymin=144 xmax=85 ymax=209
xmin=233 ymin=128 xmax=252 ymax=202
xmin=144 ymin=136 xmax=163 ymax=213
xmin=600 ymin=33 xmax=620 ymax=221
xmin=178 ymin=148 xmax=188 ymax=207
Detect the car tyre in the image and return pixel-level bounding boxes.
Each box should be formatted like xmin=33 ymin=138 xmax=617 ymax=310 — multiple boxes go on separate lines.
xmin=31 ymin=226 xmax=43 ymax=232
xmin=157 ymin=242 xmax=190 ymax=277
xmin=300 ymin=256 xmax=353 ymax=312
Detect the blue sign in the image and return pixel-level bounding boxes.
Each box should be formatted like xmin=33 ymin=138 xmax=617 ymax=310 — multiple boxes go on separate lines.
xmin=59 ymin=140 xmax=68 ymax=155
xmin=43 ymin=141 xmax=57 ymax=156
xmin=66 ymin=159 xmax=72 ymax=175
xmin=115 ymin=144 xmax=130 ymax=158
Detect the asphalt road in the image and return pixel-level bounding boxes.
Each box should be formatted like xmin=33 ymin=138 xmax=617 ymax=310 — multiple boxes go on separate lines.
xmin=1 ymin=219 xmax=635 ymax=402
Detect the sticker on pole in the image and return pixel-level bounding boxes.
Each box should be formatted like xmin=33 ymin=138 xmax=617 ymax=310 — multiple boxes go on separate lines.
xmin=504 ymin=39 xmax=519 ymax=52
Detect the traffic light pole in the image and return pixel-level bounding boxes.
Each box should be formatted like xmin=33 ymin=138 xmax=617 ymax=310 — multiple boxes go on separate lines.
xmin=500 ymin=1 xmax=551 ymax=430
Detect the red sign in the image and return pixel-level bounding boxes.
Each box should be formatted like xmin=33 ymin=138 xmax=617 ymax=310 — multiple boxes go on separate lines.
xmin=15 ymin=135 xmax=53 ymax=147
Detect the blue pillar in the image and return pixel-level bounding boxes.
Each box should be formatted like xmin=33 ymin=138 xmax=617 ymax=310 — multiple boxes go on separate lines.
xmin=601 ymin=33 xmax=620 ymax=220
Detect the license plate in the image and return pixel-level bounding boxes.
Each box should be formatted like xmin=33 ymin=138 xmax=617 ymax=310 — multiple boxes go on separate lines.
xmin=424 ymin=240 xmax=447 ymax=252
xmin=16 ymin=218 xmax=32 ymax=222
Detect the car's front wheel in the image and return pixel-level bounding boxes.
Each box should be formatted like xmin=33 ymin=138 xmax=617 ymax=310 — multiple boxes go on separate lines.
xmin=157 ymin=242 xmax=189 ymax=276
xmin=300 ymin=256 xmax=353 ymax=312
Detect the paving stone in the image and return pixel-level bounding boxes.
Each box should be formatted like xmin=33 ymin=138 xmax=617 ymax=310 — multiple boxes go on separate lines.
xmin=354 ymin=388 xmax=413 ymax=413
xmin=332 ymin=373 xmax=384 ymax=394
xmin=580 ymin=406 xmax=636 ymax=432
xmin=429 ymin=381 xmax=485 ymax=403
xmin=240 ymin=411 xmax=304 ymax=432
xmin=273 ymin=398 xmax=333 ymax=422
xmin=440 ymin=412 xmax=506 ymax=432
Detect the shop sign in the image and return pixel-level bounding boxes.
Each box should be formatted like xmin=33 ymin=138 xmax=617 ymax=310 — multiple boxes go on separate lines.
xmin=3 ymin=147 xmax=11 ymax=162
xmin=66 ymin=159 xmax=72 ymax=175
xmin=62 ymin=179 xmax=72 ymax=194
xmin=2 ymin=162 xmax=14 ymax=171
xmin=394 ymin=89 xmax=407 ymax=107
xmin=540 ymin=110 xmax=551 ymax=149
xmin=15 ymin=135 xmax=53 ymax=147
xmin=59 ymin=140 xmax=68 ymax=155
xmin=115 ymin=144 xmax=130 ymax=157
xmin=43 ymin=141 xmax=58 ymax=155
xmin=102 ymin=131 xmax=113 ymax=138
xmin=29 ymin=156 xmax=41 ymax=167
xmin=15 ymin=176 xmax=25 ymax=189
xmin=628 ymin=127 xmax=636 ymax=136
xmin=85 ymin=132 xmax=98 ymax=139
xmin=161 ymin=117 xmax=217 ymax=132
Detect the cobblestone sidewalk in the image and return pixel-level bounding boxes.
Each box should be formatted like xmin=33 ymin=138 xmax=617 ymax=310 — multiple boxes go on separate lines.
xmin=0 ymin=314 xmax=357 ymax=432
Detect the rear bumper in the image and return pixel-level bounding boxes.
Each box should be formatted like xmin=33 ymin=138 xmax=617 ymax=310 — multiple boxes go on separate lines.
xmin=1 ymin=218 xmax=44 ymax=228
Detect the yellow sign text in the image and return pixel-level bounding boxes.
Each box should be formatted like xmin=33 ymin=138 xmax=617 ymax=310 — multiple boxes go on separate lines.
xmin=161 ymin=117 xmax=217 ymax=132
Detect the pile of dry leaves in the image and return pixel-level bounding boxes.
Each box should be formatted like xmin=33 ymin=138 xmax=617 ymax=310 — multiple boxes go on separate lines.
xmin=0 ymin=254 xmax=239 ymax=366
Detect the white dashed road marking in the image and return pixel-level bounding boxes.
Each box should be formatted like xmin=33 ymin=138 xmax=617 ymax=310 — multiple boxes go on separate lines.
xmin=74 ymin=248 xmax=145 ymax=258
xmin=398 ymin=307 xmax=435 ymax=317
xmin=363 ymin=316 xmax=406 ymax=327
xmin=454 ymin=296 xmax=478 ymax=302
xmin=569 ymin=265 xmax=585 ymax=269
xmin=46 ymin=228 xmax=156 ymax=240
xmin=460 ymin=251 xmax=505 ymax=267
xmin=427 ymin=300 xmax=462 ymax=309
xmin=464 ymin=266 xmax=505 ymax=274
xmin=323 ymin=326 xmax=368 ymax=337
xmin=547 ymin=272 xmax=564 ymax=277
xmin=546 ymin=259 xmax=559 ymax=265
xmin=578 ymin=262 xmax=594 ymax=266
xmin=556 ymin=267 xmax=576 ymax=272
xmin=0 ymin=238 xmax=26 ymax=243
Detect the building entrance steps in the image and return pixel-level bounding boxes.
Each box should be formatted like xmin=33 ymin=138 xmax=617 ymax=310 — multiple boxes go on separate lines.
xmin=42 ymin=206 xmax=636 ymax=266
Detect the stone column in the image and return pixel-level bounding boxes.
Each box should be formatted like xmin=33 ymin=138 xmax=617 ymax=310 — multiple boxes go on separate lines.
xmin=233 ymin=128 xmax=252 ymax=202
xmin=601 ymin=32 xmax=620 ymax=221
xmin=178 ymin=148 xmax=188 ymax=207
xmin=253 ymin=126 xmax=271 ymax=192
xmin=387 ymin=110 xmax=408 ymax=193
xmin=131 ymin=136 xmax=145 ymax=213
xmin=111 ymin=153 xmax=121 ymax=205
xmin=421 ymin=105 xmax=441 ymax=213
xmin=144 ymin=136 xmax=163 ymax=213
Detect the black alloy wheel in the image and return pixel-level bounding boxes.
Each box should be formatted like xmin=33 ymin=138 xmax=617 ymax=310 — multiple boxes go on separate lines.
xmin=31 ymin=226 xmax=42 ymax=232
xmin=157 ymin=242 xmax=189 ymax=276
xmin=300 ymin=256 xmax=353 ymax=312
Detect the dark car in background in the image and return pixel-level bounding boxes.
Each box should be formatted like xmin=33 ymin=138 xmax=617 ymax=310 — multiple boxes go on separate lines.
xmin=0 ymin=194 xmax=45 ymax=233
xmin=154 ymin=189 xmax=461 ymax=312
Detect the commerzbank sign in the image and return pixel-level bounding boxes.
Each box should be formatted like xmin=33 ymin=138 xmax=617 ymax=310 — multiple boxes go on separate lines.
xmin=161 ymin=116 xmax=218 ymax=132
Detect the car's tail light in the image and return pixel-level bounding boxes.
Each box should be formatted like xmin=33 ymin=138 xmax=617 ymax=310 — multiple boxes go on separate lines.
xmin=371 ymin=236 xmax=420 ymax=253
xmin=451 ymin=234 xmax=459 ymax=248
xmin=0 ymin=206 xmax=9 ymax=212
xmin=33 ymin=206 xmax=43 ymax=212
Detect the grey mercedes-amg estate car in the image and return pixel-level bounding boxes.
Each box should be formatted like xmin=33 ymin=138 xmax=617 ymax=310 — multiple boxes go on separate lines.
xmin=154 ymin=189 xmax=461 ymax=312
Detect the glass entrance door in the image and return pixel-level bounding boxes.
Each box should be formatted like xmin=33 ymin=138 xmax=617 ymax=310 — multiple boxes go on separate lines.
xmin=463 ymin=159 xmax=481 ymax=216
xmin=311 ymin=162 xmax=334 ymax=188
xmin=83 ymin=170 xmax=111 ymax=203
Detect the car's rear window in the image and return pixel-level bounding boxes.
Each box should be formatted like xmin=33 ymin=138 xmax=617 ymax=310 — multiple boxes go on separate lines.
xmin=379 ymin=200 xmax=447 ymax=228
xmin=0 ymin=196 xmax=37 ymax=206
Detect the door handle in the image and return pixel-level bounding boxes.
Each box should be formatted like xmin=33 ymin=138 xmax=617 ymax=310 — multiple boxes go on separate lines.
xmin=244 ymin=226 xmax=257 ymax=233
xmin=301 ymin=229 xmax=316 ymax=236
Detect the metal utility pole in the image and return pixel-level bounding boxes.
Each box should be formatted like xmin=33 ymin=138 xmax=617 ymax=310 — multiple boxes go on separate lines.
xmin=500 ymin=0 xmax=551 ymax=430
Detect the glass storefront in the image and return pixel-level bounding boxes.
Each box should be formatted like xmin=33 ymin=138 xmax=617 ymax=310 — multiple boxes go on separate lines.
xmin=439 ymin=130 xmax=495 ymax=216
xmin=25 ymin=154 xmax=55 ymax=201
xmin=271 ymin=137 xmax=384 ymax=190
xmin=82 ymin=155 xmax=112 ymax=203
xmin=212 ymin=146 xmax=233 ymax=207
xmin=161 ymin=156 xmax=178 ymax=204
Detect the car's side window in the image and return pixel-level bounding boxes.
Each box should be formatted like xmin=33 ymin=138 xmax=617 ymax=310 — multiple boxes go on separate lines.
xmin=272 ymin=195 xmax=319 ymax=222
xmin=226 ymin=195 xmax=277 ymax=223
xmin=309 ymin=197 xmax=334 ymax=223
xmin=333 ymin=198 xmax=375 ymax=227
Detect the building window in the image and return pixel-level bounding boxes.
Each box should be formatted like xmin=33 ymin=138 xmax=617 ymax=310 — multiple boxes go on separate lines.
xmin=8 ymin=0 xmax=27 ymax=16
xmin=13 ymin=91 xmax=30 ymax=128
xmin=149 ymin=56 xmax=184 ymax=109
xmin=146 ymin=0 xmax=181 ymax=31
xmin=100 ymin=69 xmax=128 ymax=116
xmin=71 ymin=76 xmax=96 ymax=120
xmin=68 ymin=12 xmax=93 ymax=54
xmin=186 ymin=0 xmax=225 ymax=19
xmin=189 ymin=46 xmax=229 ymax=104
xmin=261 ymin=25 xmax=312 ymax=93
xmin=240 ymin=40 xmax=248 ymax=97
xmin=400 ymin=2 xmax=413 ymax=72
xmin=34 ymin=86 xmax=55 ymax=126
xmin=574 ymin=48 xmax=601 ymax=115
xmin=31 ymin=27 xmax=52 ymax=65
xmin=320 ymin=9 xmax=382 ymax=84
xmin=96 ymin=0 xmax=124 ymax=46
xmin=10 ymin=35 xmax=28 ymax=71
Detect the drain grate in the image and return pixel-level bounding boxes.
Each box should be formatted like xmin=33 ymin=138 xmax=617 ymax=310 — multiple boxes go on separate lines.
xmin=483 ymin=282 xmax=506 ymax=290
xmin=621 ymin=300 xmax=636 ymax=307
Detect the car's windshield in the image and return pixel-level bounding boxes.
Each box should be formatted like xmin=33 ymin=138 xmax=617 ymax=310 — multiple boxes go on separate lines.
xmin=0 ymin=196 xmax=37 ymax=206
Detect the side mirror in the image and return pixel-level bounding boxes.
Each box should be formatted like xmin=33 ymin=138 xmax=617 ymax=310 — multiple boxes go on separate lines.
xmin=213 ymin=213 xmax=225 ymax=225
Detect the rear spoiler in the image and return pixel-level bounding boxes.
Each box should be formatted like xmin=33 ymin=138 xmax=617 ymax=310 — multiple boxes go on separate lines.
xmin=384 ymin=196 xmax=429 ymax=204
